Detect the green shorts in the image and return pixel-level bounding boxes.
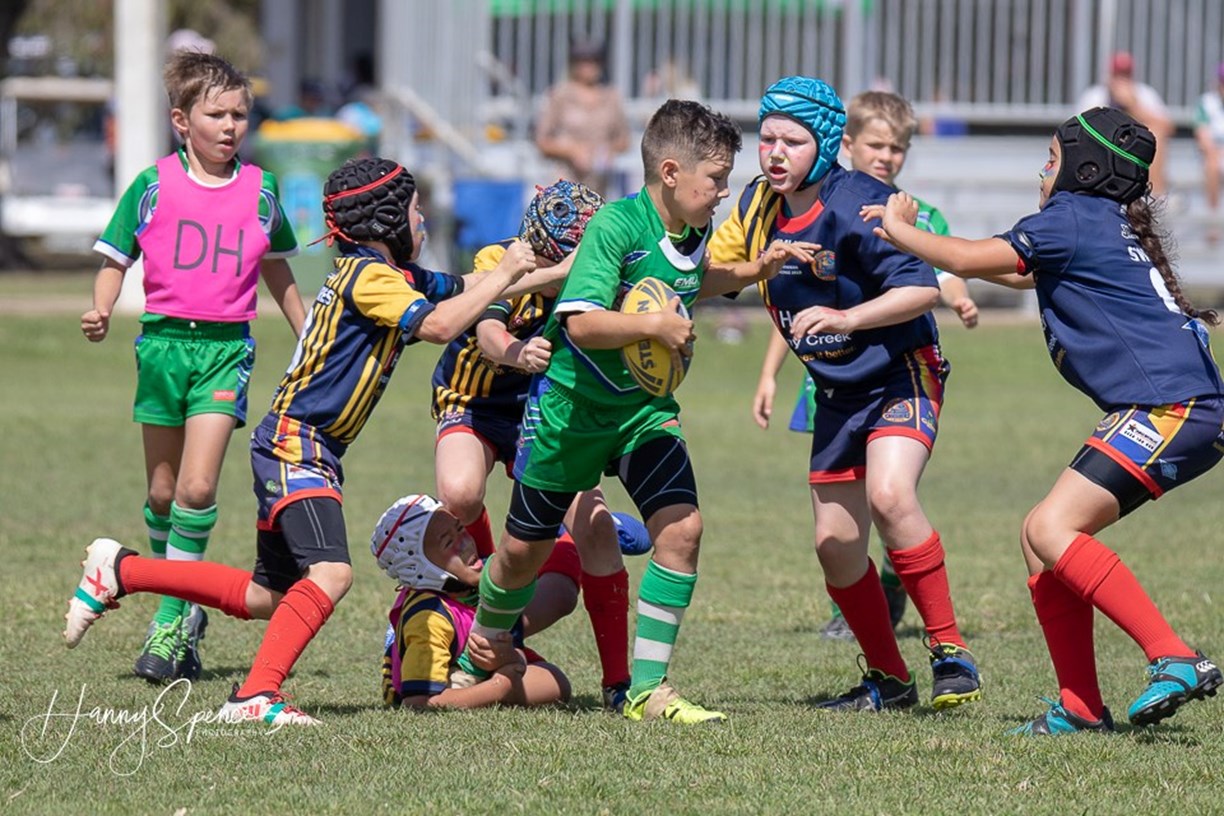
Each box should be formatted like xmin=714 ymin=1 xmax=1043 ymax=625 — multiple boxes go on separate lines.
xmin=512 ymin=377 xmax=684 ymax=492
xmin=133 ymin=317 xmax=255 ymax=428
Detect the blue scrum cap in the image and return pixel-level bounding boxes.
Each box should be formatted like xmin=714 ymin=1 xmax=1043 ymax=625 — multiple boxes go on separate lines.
xmin=758 ymin=76 xmax=846 ymax=188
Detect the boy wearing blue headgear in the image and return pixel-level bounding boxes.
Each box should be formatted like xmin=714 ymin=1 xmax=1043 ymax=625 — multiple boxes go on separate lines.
xmin=709 ymin=76 xmax=982 ymax=713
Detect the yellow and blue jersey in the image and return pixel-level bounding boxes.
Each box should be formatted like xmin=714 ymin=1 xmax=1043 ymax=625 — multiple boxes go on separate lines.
xmin=269 ymin=246 xmax=462 ymax=450
xmin=431 ymin=241 xmax=556 ymax=419
xmin=712 ymin=166 xmax=940 ymax=389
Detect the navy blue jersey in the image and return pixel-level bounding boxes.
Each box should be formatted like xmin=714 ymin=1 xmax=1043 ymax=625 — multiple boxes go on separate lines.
xmin=432 ymin=285 xmax=555 ymax=422
xmin=1000 ymin=192 xmax=1223 ymax=410
xmin=738 ymin=166 xmax=941 ymax=388
xmin=269 ymin=246 xmax=462 ymax=450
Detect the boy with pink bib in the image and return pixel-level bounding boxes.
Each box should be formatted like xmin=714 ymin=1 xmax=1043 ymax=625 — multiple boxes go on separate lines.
xmin=81 ymin=51 xmax=305 ymax=684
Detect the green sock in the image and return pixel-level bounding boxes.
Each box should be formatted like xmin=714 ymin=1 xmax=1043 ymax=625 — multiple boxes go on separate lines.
xmin=629 ymin=560 xmax=697 ymax=699
xmin=144 ymin=503 xmax=171 ymax=557
xmin=150 ymin=503 xmax=216 ymax=626
xmin=456 ymin=559 xmax=536 ymax=677
xmin=879 ymin=546 xmax=902 ymax=589
xmin=143 ymin=504 xmax=181 ymax=626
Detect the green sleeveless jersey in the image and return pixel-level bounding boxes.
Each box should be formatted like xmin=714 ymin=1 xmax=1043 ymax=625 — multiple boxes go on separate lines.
xmin=543 ymin=189 xmax=708 ymax=406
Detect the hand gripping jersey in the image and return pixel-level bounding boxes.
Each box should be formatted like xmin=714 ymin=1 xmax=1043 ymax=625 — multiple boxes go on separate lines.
xmin=1001 ymin=192 xmax=1224 ymax=409
xmin=432 ymin=241 xmax=556 ymax=419
xmin=543 ymin=191 xmax=708 ymax=405
xmin=715 ymin=166 xmax=940 ymax=389
xmin=269 ymin=246 xmax=462 ymax=450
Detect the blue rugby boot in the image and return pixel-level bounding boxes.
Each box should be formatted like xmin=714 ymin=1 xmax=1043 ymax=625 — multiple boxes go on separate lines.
xmin=1008 ymin=697 xmax=1115 ymax=736
xmin=1127 ymin=651 xmax=1222 ymax=726
xmin=929 ymin=642 xmax=983 ymax=710
xmin=816 ymin=662 xmax=918 ymax=712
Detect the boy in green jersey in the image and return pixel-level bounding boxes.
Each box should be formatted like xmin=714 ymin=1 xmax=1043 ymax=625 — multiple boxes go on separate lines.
xmin=454 ymin=99 xmax=816 ymax=723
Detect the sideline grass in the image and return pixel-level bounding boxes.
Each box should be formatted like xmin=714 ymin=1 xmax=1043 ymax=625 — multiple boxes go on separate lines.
xmin=2 ymin=307 xmax=1222 ymax=814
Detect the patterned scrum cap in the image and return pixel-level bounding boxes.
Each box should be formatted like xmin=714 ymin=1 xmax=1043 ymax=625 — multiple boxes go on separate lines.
xmin=518 ymin=179 xmax=605 ymax=263
xmin=759 ymin=76 xmax=847 ymax=187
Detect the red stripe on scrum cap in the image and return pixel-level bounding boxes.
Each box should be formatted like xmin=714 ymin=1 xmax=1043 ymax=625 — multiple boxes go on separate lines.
xmin=373 ymin=494 xmax=427 ymax=558
xmin=323 ymin=164 xmax=406 ymax=204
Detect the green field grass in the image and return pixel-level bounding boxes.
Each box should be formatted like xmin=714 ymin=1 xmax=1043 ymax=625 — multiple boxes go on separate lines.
xmin=2 ymin=304 xmax=1222 ymax=815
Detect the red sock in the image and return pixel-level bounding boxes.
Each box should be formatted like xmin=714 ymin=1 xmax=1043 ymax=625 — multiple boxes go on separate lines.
xmin=1053 ymin=533 xmax=1193 ymax=661
xmin=887 ymin=531 xmax=965 ymax=649
xmin=466 ymin=508 xmax=496 ymax=559
xmin=238 ymin=579 xmax=334 ymax=697
xmin=1029 ymin=571 xmax=1103 ymax=720
xmin=581 ymin=569 xmax=630 ymax=687
xmin=827 ymin=560 xmax=909 ymax=681
xmin=118 ymin=554 xmax=252 ymax=619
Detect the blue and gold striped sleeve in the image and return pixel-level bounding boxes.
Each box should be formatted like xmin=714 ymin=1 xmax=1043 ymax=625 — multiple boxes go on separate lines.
xmin=350 ymin=262 xmax=435 ymax=333
xmin=396 ymin=602 xmax=459 ymax=698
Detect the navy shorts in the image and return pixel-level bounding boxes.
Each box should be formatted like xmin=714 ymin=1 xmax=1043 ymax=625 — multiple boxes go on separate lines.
xmin=1079 ymin=397 xmax=1224 ymax=499
xmin=250 ymin=413 xmax=345 ymax=529
xmin=435 ymin=409 xmax=522 ymax=467
xmin=809 ymin=347 xmax=949 ymax=483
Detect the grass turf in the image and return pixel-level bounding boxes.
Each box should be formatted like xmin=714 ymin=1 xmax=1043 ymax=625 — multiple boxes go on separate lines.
xmin=2 ymin=302 xmax=1221 ymax=814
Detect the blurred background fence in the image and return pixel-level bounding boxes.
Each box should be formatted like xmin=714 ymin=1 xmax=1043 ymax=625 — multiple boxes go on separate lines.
xmin=3 ymin=0 xmax=1221 ymax=292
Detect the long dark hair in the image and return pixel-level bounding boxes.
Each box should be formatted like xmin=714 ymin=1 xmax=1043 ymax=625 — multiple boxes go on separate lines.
xmin=1126 ymin=198 xmax=1219 ymax=326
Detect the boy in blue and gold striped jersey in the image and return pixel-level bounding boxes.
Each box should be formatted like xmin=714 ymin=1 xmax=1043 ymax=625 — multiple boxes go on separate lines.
xmin=710 ymin=77 xmax=980 ymax=715
xmin=65 ymin=157 xmax=540 ymax=726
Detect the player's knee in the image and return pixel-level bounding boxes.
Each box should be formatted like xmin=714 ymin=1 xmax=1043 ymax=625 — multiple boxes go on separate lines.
xmin=1022 ymin=503 xmax=1062 ymax=566
xmin=866 ymin=481 xmax=919 ymax=528
xmin=174 ymin=476 xmax=219 ymax=509
xmin=146 ymin=488 xmax=174 ymax=517
xmin=650 ymin=506 xmax=701 ymax=557
xmin=305 ymin=561 xmax=353 ymax=602
xmin=813 ymin=527 xmax=861 ymax=560
xmin=435 ymin=478 xmax=485 ymax=525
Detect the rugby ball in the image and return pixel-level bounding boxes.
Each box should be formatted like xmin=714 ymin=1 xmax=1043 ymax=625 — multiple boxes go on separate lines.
xmin=619 ymin=277 xmax=692 ymax=397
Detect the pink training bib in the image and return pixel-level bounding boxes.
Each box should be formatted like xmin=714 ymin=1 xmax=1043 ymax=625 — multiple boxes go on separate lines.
xmin=140 ymin=154 xmax=271 ymax=321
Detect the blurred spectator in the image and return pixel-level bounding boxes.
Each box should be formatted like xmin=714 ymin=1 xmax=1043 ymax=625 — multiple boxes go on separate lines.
xmin=335 ymin=54 xmax=383 ymax=151
xmin=1076 ymin=51 xmax=1173 ymax=197
xmin=643 ymin=58 xmax=701 ymax=101
xmin=534 ymin=39 xmax=630 ymax=196
xmin=276 ymin=78 xmax=333 ymax=120
xmin=1193 ymin=61 xmax=1224 ymax=240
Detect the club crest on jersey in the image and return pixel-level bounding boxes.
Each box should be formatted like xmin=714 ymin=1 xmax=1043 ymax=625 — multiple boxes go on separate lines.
xmin=1096 ymin=412 xmax=1121 ymax=433
xmin=812 ymin=250 xmax=837 ymax=281
xmin=882 ymin=399 xmax=914 ymax=422
xmin=1159 ymin=459 xmax=1179 ymax=481
xmin=622 ymin=250 xmax=650 ymax=265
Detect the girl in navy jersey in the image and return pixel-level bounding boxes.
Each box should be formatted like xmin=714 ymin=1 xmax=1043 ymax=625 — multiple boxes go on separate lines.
xmin=867 ymin=107 xmax=1224 ymax=734
xmin=710 ymin=76 xmax=983 ymax=714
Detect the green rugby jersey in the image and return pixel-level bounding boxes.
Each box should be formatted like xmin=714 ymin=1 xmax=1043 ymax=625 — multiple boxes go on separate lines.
xmin=543 ymin=189 xmax=707 ymax=406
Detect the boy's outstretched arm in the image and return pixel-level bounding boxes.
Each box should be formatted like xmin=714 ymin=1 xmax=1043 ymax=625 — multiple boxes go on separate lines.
xmin=699 ymin=240 xmax=821 ymax=299
xmin=790 ymin=284 xmax=939 ymax=338
xmin=415 ymin=241 xmax=536 ymax=344
xmin=260 ymin=258 xmax=306 ymax=336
